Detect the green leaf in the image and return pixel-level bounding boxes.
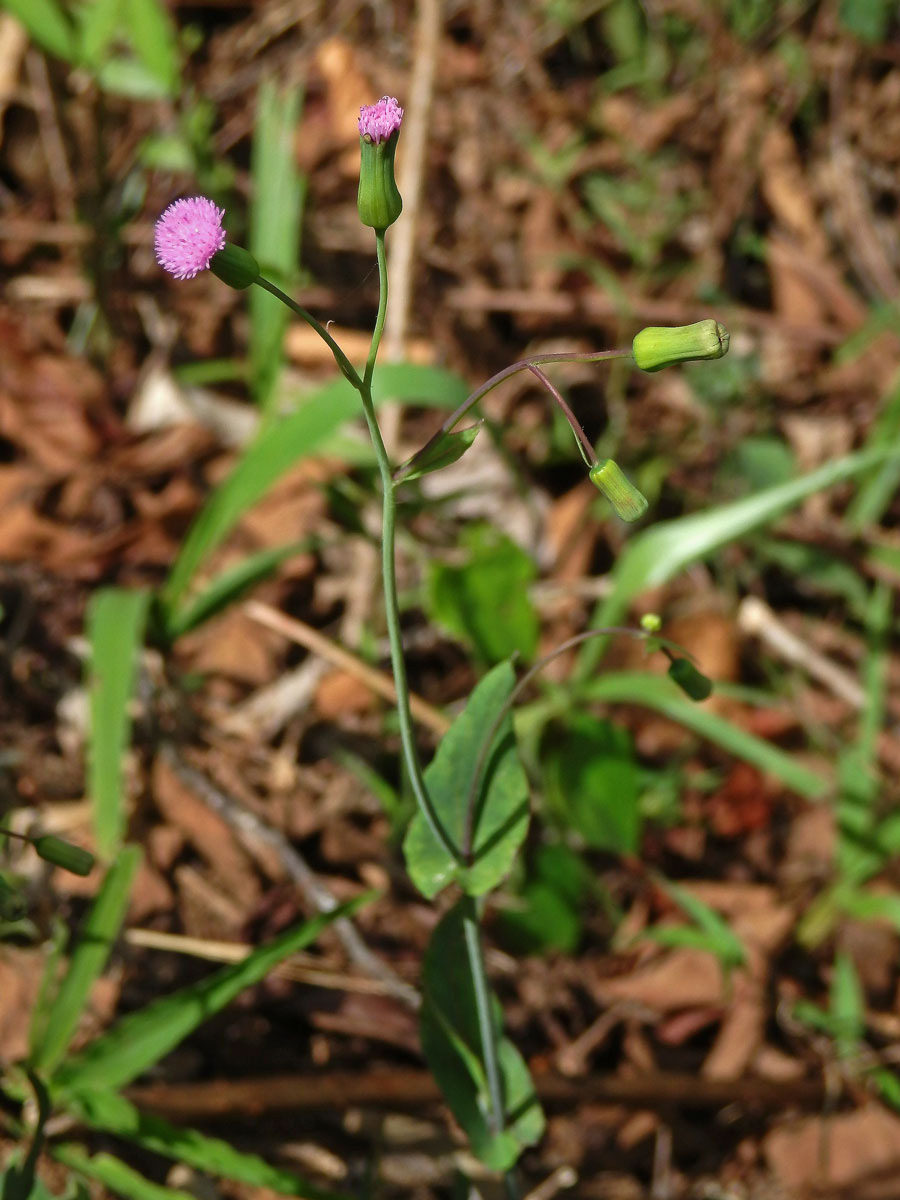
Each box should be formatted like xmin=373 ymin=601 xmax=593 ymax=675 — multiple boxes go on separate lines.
xmin=122 ymin=0 xmax=180 ymax=96
xmin=86 ymin=588 xmax=150 ymax=857
xmin=496 ymin=879 xmax=581 ymax=956
xmin=829 ymin=950 xmax=864 ymax=1057
xmin=53 ymin=894 xmax=371 ymax=1094
xmin=62 ymin=1092 xmax=351 ymax=1200
xmin=838 ymin=0 xmax=893 ymax=42
xmin=249 ymin=79 xmax=305 ymax=412
xmin=95 ymin=55 xmax=174 ymax=99
xmin=161 ymin=541 xmax=307 ymax=639
xmin=76 ymin=0 xmax=122 ymax=69
xmin=419 ymin=902 xmax=544 ymax=1169
xmin=541 ymin=715 xmax=640 ymax=853
xmin=2 ymin=0 xmax=76 ymax=60
xmin=51 ymin=1145 xmax=196 ymax=1200
xmin=30 ymin=848 xmax=141 ymax=1075
xmin=404 ymin=662 xmax=530 ymax=899
xmin=581 ymin=670 xmax=828 ymax=799
xmin=646 ymin=877 xmax=745 ymax=970
xmin=426 ymin=525 xmax=539 ymax=664
xmin=400 ymin=423 xmax=482 ymax=481
xmin=160 ymin=363 xmax=469 ymax=621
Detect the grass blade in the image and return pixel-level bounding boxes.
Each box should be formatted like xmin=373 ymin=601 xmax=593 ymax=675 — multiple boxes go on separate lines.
xmin=52 ymin=1145 xmax=196 ymax=1200
xmin=580 ymin=671 xmax=829 ymax=800
xmin=30 ymin=847 xmax=141 ymax=1075
xmin=249 ymin=79 xmax=304 ymax=413
xmin=64 ymin=1091 xmax=352 ymax=1200
xmin=53 ymin=893 xmax=372 ymax=1093
xmin=86 ymin=588 xmax=150 ymax=856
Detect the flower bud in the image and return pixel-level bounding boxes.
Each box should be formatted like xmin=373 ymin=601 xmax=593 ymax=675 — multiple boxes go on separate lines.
xmin=667 ymin=657 xmax=713 ymax=702
xmin=633 ymin=319 xmax=729 ymax=373
xmin=32 ymin=835 xmax=95 ymax=877
xmin=357 ymin=96 xmax=403 ymax=231
xmin=210 ymin=243 xmax=260 ymax=290
xmin=589 ymin=458 xmax=649 ymax=522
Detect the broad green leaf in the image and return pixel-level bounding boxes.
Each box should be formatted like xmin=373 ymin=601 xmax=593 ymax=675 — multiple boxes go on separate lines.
xmin=580 ymin=671 xmax=829 ymax=799
xmin=404 ymin=662 xmax=530 ymax=898
xmin=583 ymin=446 xmax=900 ymax=673
xmin=96 ymin=55 xmax=173 ymax=99
xmin=249 ymin=79 xmax=304 ymax=412
xmin=496 ymin=879 xmax=581 ymax=955
xmin=63 ymin=1091 xmax=351 ymax=1200
xmin=161 ymin=541 xmax=307 ymax=640
xmin=839 ymin=0 xmax=893 ymax=41
xmin=873 ymin=1068 xmax=900 ymax=1111
xmin=123 ymin=0 xmax=179 ymax=96
xmin=160 ymin=363 xmax=469 ymax=619
xmin=541 ymin=715 xmax=640 ymax=853
xmin=30 ymin=848 xmax=141 ymax=1075
xmin=86 ymin=588 xmax=150 ymax=856
xmin=53 ymin=894 xmax=371 ymax=1093
xmin=426 ymin=525 xmax=539 ymax=664
xmin=52 ymin=1145 xmax=195 ymax=1200
xmin=398 ymin=423 xmax=481 ymax=481
xmin=2 ymin=0 xmax=76 ymax=60
xmin=419 ymin=902 xmax=544 ymax=1170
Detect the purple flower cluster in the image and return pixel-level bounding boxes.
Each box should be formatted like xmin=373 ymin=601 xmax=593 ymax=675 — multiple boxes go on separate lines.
xmin=154 ymin=196 xmax=226 ymax=280
xmin=358 ymin=96 xmax=403 ymax=144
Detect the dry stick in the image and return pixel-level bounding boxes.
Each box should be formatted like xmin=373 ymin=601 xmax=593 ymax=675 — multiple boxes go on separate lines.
xmin=127 ymin=1066 xmax=826 ymax=1119
xmin=159 ymin=744 xmax=420 ymax=1010
xmin=244 ymin=600 xmax=450 ymax=737
xmin=25 ymin=50 xmax=76 ymax=218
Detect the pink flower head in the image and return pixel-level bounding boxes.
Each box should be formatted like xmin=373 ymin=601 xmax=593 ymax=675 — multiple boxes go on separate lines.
xmin=358 ymin=96 xmax=403 ymax=144
xmin=154 ymin=196 xmax=226 ymax=280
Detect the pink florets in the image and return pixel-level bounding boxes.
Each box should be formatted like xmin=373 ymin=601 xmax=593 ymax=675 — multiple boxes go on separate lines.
xmin=154 ymin=196 xmax=226 ymax=280
xmin=358 ymin=96 xmax=403 ymax=144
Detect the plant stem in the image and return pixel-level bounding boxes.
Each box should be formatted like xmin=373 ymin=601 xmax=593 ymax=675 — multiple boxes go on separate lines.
xmin=395 ymin=346 xmax=631 ymax=481
xmin=356 ymin=233 xmax=461 ymax=866
xmin=254 ymin=277 xmax=363 ymax=390
xmin=461 ymin=895 xmax=505 ymax=1137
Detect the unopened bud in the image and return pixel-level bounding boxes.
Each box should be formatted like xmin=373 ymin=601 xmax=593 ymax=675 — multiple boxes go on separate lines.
xmin=633 ymin=319 xmax=729 ymax=373
xmin=210 ymin=243 xmax=260 ymax=290
xmin=32 ymin=836 xmax=95 ymax=877
xmin=667 ymin=657 xmax=713 ymax=702
xmin=589 ymin=458 xmax=649 ymax=523
xmin=357 ymin=96 xmax=403 ymax=230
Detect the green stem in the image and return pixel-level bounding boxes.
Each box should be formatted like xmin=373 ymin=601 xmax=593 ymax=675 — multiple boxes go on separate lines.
xmin=357 ymin=233 xmax=461 ymax=866
xmin=462 ymin=895 xmax=505 ymax=1137
xmin=395 ymin=346 xmax=632 ymax=481
xmin=254 ymin=277 xmax=363 ymax=390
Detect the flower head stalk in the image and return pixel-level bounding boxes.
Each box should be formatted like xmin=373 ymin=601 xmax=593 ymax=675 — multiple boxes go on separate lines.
xmin=357 ymin=96 xmax=403 ymax=230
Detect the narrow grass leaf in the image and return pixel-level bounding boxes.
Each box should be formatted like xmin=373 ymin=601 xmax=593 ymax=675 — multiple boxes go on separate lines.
xmin=30 ymin=847 xmax=141 ymax=1075
xmin=830 ymin=950 xmax=864 ymax=1057
xmin=249 ymin=79 xmax=304 ymax=412
xmin=162 ymin=541 xmax=308 ymax=640
xmin=53 ymin=894 xmax=372 ymax=1093
xmin=52 ymin=1145 xmax=196 ymax=1200
xmin=581 ymin=671 xmax=829 ymax=799
xmin=77 ymin=0 xmax=122 ymax=69
xmin=404 ymin=662 xmax=530 ymax=898
xmin=87 ymin=588 xmax=150 ymax=856
xmin=66 ymin=1090 xmax=352 ymax=1200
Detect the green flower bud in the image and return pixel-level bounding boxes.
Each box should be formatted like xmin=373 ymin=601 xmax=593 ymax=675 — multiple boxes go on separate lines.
xmin=357 ymin=96 xmax=403 ymax=231
xmin=633 ymin=319 xmax=730 ymax=373
xmin=589 ymin=458 xmax=649 ymax=523
xmin=210 ymin=243 xmax=260 ymax=290
xmin=667 ymin=657 xmax=713 ymax=702
xmin=32 ymin=835 xmax=95 ymax=877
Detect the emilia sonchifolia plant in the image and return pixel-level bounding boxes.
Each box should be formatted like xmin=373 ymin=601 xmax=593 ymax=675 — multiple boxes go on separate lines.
xmin=153 ymin=97 xmax=729 ymax=1181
